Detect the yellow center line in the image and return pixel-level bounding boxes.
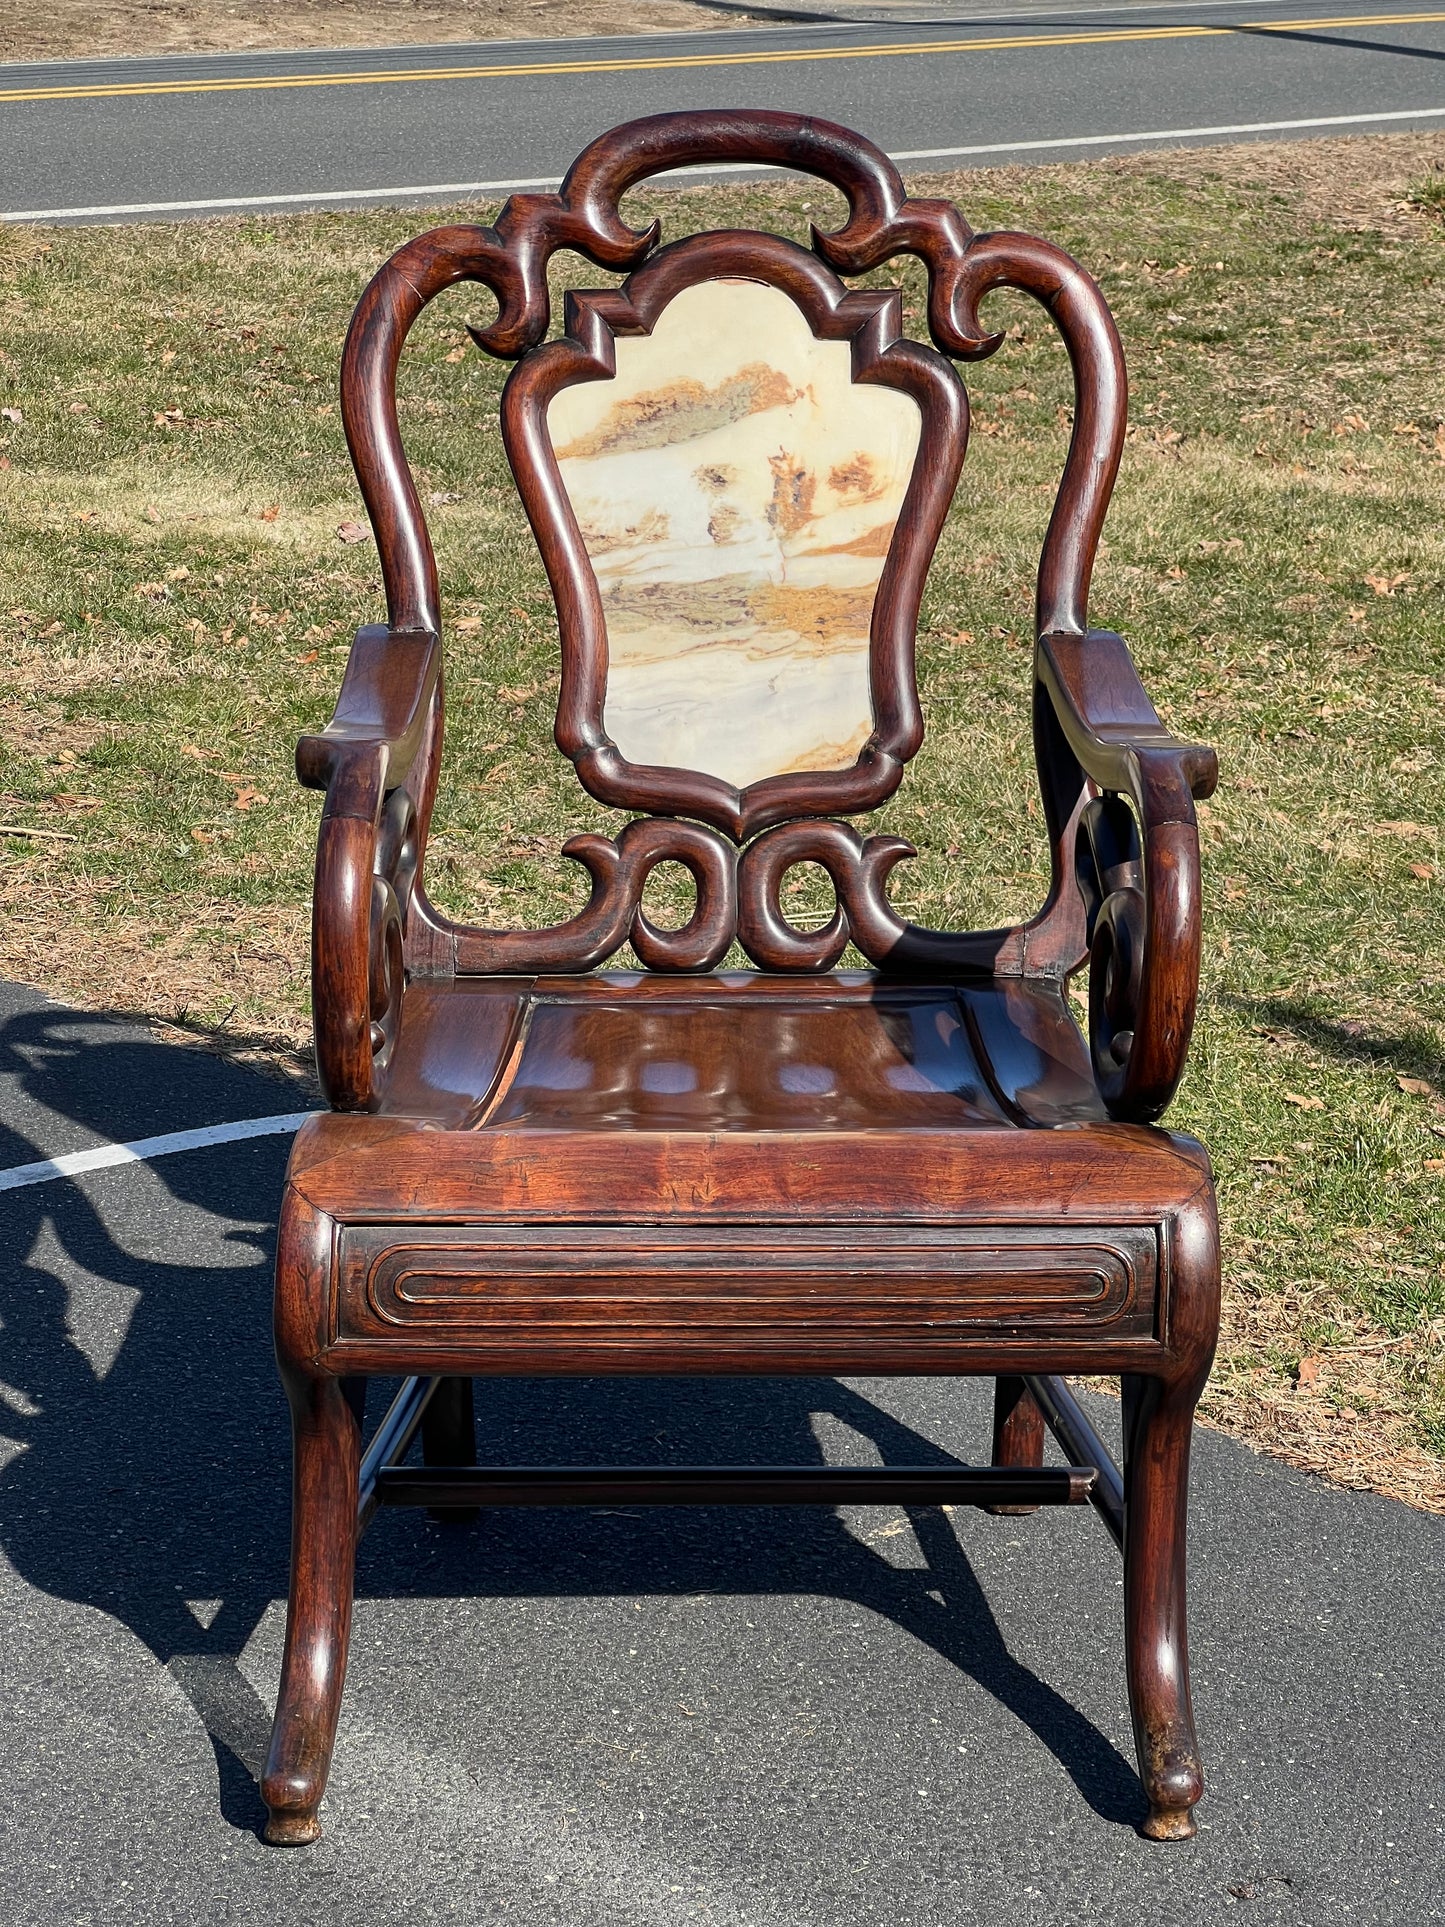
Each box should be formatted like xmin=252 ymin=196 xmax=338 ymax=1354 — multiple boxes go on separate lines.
xmin=1 ymin=10 xmax=1442 ymax=103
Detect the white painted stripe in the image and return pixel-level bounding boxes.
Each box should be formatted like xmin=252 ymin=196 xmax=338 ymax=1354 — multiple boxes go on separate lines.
xmin=0 ymin=1112 xmax=314 ymax=1193
xmin=890 ymin=104 xmax=1445 ymax=156
xmin=5 ymin=104 xmax=1445 ymax=221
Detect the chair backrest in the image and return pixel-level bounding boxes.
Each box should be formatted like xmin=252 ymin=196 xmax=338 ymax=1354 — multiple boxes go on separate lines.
xmin=338 ymin=110 xmax=1126 ymax=979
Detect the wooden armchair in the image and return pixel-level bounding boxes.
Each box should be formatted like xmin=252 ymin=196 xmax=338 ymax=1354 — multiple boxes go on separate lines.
xmin=261 ymin=111 xmax=1220 ymax=1848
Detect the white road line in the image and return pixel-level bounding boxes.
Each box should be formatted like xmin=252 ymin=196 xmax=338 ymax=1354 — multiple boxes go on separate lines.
xmin=5 ymin=103 xmax=1445 ymax=222
xmin=0 ymin=1113 xmax=314 ymax=1193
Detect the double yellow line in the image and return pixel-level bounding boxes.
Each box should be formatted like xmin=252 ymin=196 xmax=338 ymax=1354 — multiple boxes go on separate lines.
xmin=2 ymin=10 xmax=1443 ymax=104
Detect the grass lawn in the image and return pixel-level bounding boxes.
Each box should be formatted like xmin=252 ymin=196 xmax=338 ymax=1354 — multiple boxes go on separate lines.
xmin=1 ymin=132 xmax=1443 ymax=1507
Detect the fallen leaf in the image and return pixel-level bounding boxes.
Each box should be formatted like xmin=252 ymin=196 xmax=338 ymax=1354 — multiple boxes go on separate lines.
xmin=154 ymin=408 xmax=184 ymax=426
xmin=1398 ymin=1075 xmax=1436 ymax=1097
xmin=142 ymin=505 xmax=161 ymax=523
xmin=165 ymin=565 xmax=190 ymax=582
xmin=1425 ymin=1158 xmax=1445 ymax=1173
xmin=67 ymin=400 xmax=88 ymax=415
xmin=453 ymin=615 xmax=483 ymax=632
xmin=428 ymin=489 xmax=461 ymax=506
xmin=1409 ymin=861 xmax=1435 ymax=881
xmin=336 ymin=520 xmax=368 ymax=544
xmin=191 ymin=828 xmax=214 ymax=844
xmin=1363 ymin=571 xmax=1409 ymax=597
xmin=951 ymin=630 xmax=976 ymax=645
xmin=231 ymin=786 xmax=267 ymax=810
xmin=0 ymin=407 xmax=22 ymax=425
xmin=444 ymin=346 xmax=468 ymax=363
xmin=259 ymin=504 xmax=279 ymax=522
xmin=0 ymin=458 xmax=10 ymax=470
xmin=1282 ymin=1091 xmax=1325 ymax=1112
xmin=297 ymin=649 xmax=319 ymax=664
xmin=180 ymin=744 xmax=205 ymax=760
xmin=133 ymin=581 xmax=172 ymax=602
xmin=160 ymin=348 xmax=176 ymax=366
xmin=1296 ymin=1356 xmax=1321 ymax=1387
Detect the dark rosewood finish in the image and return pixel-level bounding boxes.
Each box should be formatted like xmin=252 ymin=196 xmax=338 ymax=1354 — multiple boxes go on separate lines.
xmin=264 ymin=110 xmax=1222 ymax=1852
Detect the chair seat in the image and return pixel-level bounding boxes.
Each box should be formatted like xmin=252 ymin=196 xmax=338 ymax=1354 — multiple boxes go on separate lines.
xmin=283 ymin=972 xmax=1211 ymax=1382
xmin=378 ymin=970 xmax=1108 ymax=1133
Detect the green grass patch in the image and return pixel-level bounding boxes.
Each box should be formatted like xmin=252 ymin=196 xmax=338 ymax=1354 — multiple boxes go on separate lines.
xmin=1 ymin=143 xmax=1444 ymax=1499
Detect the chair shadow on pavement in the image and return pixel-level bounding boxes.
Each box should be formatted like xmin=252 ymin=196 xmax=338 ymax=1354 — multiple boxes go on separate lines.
xmin=0 ymin=1000 xmax=1146 ymax=1844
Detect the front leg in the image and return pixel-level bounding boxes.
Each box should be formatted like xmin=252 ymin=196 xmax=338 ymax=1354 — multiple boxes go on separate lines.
xmin=261 ymin=1370 xmax=362 ymax=1845
xmin=1121 ymin=1367 xmax=1206 ymax=1839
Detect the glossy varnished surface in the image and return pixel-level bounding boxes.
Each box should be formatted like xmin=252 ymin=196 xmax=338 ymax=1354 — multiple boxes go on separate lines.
xmin=375 ymin=971 xmax=1107 ymax=1133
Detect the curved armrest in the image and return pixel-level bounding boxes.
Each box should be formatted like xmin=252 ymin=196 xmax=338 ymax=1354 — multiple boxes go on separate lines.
xmin=1035 ymin=629 xmax=1217 ymax=1124
xmin=296 ymin=625 xmax=440 ymax=806
xmin=298 ymin=626 xmax=441 ymax=1112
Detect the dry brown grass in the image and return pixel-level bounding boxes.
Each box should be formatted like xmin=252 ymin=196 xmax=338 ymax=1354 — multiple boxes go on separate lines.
xmin=0 ymin=0 xmax=748 ymax=65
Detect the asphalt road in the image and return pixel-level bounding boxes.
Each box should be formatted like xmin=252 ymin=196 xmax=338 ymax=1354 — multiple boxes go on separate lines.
xmin=2 ymin=0 xmax=1444 ymax=222
xmin=0 ymin=976 xmax=1441 ymax=1924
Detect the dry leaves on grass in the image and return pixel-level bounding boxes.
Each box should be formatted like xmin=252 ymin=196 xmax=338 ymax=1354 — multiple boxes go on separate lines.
xmin=1203 ymin=1279 xmax=1445 ymax=1513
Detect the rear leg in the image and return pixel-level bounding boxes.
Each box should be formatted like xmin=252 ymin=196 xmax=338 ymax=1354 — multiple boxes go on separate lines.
xmin=985 ymin=1375 xmax=1046 ymax=1516
xmin=423 ymin=1376 xmax=478 ymax=1525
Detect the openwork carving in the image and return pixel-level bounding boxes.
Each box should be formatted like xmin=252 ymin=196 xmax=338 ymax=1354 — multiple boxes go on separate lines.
xmin=451 ymin=815 xmax=1024 ymax=978
xmin=454 ymin=818 xmax=736 ymax=975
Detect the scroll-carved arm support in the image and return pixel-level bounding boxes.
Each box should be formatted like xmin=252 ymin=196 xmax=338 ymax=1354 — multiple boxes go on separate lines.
xmin=1035 ymin=629 xmax=1218 ymax=1123
xmin=297 ymin=626 xmax=441 ymax=1110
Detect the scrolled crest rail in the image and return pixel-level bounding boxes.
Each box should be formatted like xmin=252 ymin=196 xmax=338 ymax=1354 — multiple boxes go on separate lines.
xmin=340 ymin=108 xmax=1126 ymax=644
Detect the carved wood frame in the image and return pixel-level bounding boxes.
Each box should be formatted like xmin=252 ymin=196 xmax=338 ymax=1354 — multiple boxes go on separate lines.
xmin=318 ymin=109 xmax=1215 ymax=1121
xmin=500 ymin=231 xmax=966 ymax=839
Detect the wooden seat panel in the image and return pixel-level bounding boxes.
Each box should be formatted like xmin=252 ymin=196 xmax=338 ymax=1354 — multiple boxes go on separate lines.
xmin=374 ymin=971 xmax=1106 ymax=1133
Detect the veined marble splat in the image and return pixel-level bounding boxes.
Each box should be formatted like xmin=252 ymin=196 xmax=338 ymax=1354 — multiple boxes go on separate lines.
xmin=548 ymin=278 xmax=923 ymax=790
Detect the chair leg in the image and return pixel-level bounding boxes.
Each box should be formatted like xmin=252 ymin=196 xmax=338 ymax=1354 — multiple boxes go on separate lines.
xmin=261 ymin=1371 xmax=362 ymax=1846
xmin=984 ymin=1375 xmax=1046 ymax=1515
xmin=1121 ymin=1370 xmax=1205 ymax=1840
xmin=422 ymin=1376 xmax=478 ymax=1524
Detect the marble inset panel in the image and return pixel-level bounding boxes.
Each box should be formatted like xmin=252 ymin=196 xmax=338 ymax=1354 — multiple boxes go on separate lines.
xmin=547 ymin=277 xmax=923 ymax=790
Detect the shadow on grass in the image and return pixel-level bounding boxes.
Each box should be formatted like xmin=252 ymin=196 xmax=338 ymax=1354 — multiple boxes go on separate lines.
xmin=0 ymin=993 xmax=1145 ymax=1845
xmin=1222 ymin=993 xmax=1445 ymax=1089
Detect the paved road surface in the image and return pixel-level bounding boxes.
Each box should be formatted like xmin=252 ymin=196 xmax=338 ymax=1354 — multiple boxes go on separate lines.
xmin=0 ymin=978 xmax=1441 ymax=1923
xmin=2 ymin=0 xmax=1444 ymax=222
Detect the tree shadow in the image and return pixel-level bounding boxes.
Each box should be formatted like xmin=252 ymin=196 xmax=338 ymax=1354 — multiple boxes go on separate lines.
xmin=1223 ymin=992 xmax=1445 ymax=1089
xmin=0 ymin=995 xmax=1143 ymax=1843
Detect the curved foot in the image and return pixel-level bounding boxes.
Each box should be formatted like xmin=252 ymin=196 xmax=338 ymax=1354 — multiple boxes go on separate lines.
xmin=1142 ymin=1803 xmax=1197 ymax=1842
xmin=263 ymin=1806 xmax=324 ymax=1847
